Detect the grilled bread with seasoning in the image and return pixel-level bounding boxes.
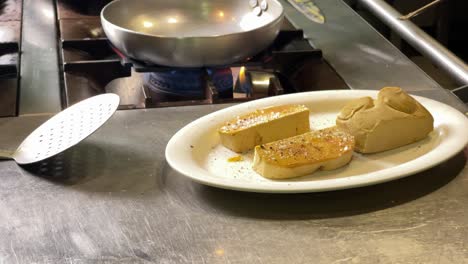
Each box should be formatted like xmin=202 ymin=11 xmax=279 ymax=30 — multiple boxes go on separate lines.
xmin=218 ymin=105 xmax=310 ymax=153
xmin=336 ymin=87 xmax=434 ymax=153
xmin=252 ymin=126 xmax=355 ymax=179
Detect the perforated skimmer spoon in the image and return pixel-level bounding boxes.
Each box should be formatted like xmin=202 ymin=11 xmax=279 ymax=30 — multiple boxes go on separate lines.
xmin=0 ymin=94 xmax=120 ymax=164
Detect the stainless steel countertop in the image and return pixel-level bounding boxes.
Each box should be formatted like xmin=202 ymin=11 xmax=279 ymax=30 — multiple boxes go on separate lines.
xmin=0 ymin=106 xmax=467 ymax=263
xmin=2 ymin=0 xmax=467 ymax=263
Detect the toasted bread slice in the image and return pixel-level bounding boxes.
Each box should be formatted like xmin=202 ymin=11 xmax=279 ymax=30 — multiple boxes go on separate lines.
xmin=218 ymin=105 xmax=310 ymax=153
xmin=252 ymin=127 xmax=355 ymax=179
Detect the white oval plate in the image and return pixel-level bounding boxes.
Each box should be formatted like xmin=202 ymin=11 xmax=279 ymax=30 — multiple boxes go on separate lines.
xmin=165 ymin=90 xmax=468 ymax=193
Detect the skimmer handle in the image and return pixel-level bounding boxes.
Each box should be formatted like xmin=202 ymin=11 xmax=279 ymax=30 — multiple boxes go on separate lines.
xmin=0 ymin=149 xmax=15 ymax=160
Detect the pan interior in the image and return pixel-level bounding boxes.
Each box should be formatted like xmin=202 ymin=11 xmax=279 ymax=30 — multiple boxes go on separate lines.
xmin=102 ymin=0 xmax=283 ymax=37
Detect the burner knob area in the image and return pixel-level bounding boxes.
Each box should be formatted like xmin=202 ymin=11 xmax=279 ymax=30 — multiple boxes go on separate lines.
xmin=207 ymin=68 xmax=234 ymax=99
xmin=143 ymin=68 xmax=233 ymax=103
xmin=234 ymin=68 xmax=283 ymax=98
xmin=250 ymin=71 xmax=274 ymax=97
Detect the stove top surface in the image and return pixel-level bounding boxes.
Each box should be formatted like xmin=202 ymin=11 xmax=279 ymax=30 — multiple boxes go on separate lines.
xmin=0 ymin=0 xmax=351 ymax=117
xmin=56 ymin=0 xmax=348 ymax=110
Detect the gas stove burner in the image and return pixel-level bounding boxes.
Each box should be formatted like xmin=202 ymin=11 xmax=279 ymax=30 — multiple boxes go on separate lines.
xmin=144 ymin=68 xmax=233 ymax=102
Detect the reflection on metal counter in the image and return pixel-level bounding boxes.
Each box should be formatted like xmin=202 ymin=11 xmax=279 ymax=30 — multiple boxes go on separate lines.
xmin=287 ymin=0 xmax=325 ymax=24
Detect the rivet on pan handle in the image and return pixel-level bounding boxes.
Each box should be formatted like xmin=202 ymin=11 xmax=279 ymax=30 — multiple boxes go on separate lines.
xmin=260 ymin=0 xmax=268 ymax=11
xmin=253 ymin=6 xmax=262 ymax=16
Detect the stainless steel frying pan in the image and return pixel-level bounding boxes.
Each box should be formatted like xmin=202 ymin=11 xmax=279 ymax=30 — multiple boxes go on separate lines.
xmin=101 ymin=0 xmax=284 ymax=67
